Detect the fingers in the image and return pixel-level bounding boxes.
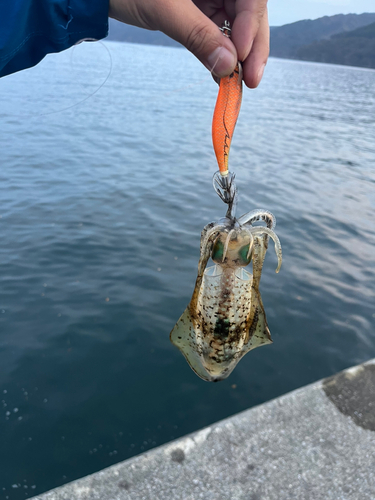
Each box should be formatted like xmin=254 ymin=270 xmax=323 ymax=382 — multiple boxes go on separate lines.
xmin=242 ymin=8 xmax=269 ymax=88
xmin=231 ymin=0 xmax=268 ymax=61
xmin=149 ymin=0 xmax=238 ymax=78
xmin=109 ymin=0 xmax=269 ymax=86
xmin=231 ymin=0 xmax=269 ymax=88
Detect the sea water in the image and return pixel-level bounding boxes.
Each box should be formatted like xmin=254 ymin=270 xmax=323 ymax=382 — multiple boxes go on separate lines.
xmin=0 ymin=41 xmax=374 ymax=498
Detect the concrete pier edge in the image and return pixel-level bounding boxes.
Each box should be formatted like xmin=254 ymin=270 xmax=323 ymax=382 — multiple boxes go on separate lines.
xmin=30 ymin=358 xmax=375 ymax=500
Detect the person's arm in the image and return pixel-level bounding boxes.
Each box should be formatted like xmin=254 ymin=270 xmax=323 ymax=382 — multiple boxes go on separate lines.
xmin=0 ymin=0 xmax=109 ymax=78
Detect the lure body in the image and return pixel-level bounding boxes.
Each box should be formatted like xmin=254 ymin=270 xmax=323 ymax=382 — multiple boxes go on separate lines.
xmin=170 ymin=201 xmax=282 ymax=382
xmin=212 ymin=63 xmax=243 ymax=176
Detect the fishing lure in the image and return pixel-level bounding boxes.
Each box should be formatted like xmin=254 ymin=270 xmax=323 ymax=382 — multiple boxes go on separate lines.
xmin=170 ymin=22 xmax=282 ymax=382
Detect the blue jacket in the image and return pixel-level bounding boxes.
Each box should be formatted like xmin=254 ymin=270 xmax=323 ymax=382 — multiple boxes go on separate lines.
xmin=0 ymin=0 xmax=109 ymax=77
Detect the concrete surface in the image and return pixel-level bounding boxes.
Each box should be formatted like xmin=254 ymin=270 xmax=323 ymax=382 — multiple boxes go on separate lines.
xmin=30 ymin=359 xmax=375 ymax=500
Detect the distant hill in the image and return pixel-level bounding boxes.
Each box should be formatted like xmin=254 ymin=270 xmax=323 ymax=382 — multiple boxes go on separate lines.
xmin=297 ymin=21 xmax=375 ymax=68
xmin=107 ymin=19 xmax=182 ymax=48
xmin=108 ymin=14 xmax=375 ymax=53
xmin=269 ymin=12 xmax=375 ymax=59
xmin=106 ymin=14 xmax=375 ymax=70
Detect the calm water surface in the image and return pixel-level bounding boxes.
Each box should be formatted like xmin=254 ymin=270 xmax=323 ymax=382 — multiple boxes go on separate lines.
xmin=0 ymin=42 xmax=375 ymax=498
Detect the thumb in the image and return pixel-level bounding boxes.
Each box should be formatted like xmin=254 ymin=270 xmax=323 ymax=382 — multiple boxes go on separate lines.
xmin=155 ymin=1 xmax=237 ymax=77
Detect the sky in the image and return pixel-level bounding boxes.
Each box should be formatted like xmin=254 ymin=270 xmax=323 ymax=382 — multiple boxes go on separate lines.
xmin=268 ymin=0 xmax=375 ymax=26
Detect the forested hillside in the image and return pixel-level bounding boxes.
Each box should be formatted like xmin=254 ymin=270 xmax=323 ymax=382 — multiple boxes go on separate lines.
xmin=107 ymin=14 xmax=375 ymax=70
xmin=107 ymin=19 xmax=181 ymax=47
xmin=269 ymin=13 xmax=375 ymax=59
xmin=297 ymin=21 xmax=375 ymax=68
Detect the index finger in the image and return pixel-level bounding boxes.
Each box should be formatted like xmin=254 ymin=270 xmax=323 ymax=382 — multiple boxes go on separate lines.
xmin=231 ymin=0 xmax=268 ymax=62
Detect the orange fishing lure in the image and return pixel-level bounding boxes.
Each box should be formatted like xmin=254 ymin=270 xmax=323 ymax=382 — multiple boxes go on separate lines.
xmin=212 ymin=62 xmax=243 ymax=175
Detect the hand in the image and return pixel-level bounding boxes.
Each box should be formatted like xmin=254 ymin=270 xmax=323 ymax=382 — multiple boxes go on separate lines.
xmin=109 ymin=0 xmax=269 ymax=88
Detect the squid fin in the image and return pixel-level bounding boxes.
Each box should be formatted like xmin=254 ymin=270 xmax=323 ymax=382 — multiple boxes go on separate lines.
xmin=170 ymin=307 xmax=213 ymax=382
xmin=243 ymin=286 xmax=272 ymax=351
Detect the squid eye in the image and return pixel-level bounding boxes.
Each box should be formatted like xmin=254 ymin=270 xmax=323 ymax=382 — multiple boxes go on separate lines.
xmin=212 ymin=239 xmax=224 ymax=262
xmin=238 ymin=244 xmax=252 ymax=265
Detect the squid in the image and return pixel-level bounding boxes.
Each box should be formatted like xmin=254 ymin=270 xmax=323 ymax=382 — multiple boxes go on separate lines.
xmin=170 ymin=173 xmax=282 ymax=382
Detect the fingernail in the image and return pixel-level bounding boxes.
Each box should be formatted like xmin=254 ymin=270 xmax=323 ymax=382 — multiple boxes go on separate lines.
xmin=256 ymin=64 xmax=266 ymax=86
xmin=207 ymin=47 xmax=236 ymax=78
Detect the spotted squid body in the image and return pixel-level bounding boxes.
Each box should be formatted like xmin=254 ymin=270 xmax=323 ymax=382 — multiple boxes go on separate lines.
xmin=170 ymin=173 xmax=282 ymax=382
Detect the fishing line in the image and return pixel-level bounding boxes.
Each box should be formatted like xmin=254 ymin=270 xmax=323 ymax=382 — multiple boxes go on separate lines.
xmin=1 ymin=39 xmax=220 ymax=120
xmin=0 ymin=39 xmax=113 ymax=120
xmin=36 ymin=39 xmax=113 ymax=117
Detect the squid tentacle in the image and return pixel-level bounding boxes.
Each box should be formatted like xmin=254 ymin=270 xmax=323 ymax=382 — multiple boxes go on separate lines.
xmin=200 ymin=222 xmax=216 ymax=253
xmin=238 ymin=209 xmax=276 ymax=229
xmin=222 ymin=228 xmax=236 ymax=262
xmin=245 ymin=230 xmax=255 ymax=260
xmin=198 ymin=229 xmax=221 ymax=277
xmin=200 ymin=224 xmax=228 ymax=256
xmin=248 ymin=226 xmax=282 ymax=273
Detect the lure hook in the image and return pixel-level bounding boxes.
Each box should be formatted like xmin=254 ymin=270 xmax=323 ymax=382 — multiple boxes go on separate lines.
xmin=213 ymin=171 xmax=237 ymax=220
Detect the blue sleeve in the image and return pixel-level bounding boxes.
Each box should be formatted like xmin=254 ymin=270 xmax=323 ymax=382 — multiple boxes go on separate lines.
xmin=0 ymin=0 xmax=109 ymax=78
